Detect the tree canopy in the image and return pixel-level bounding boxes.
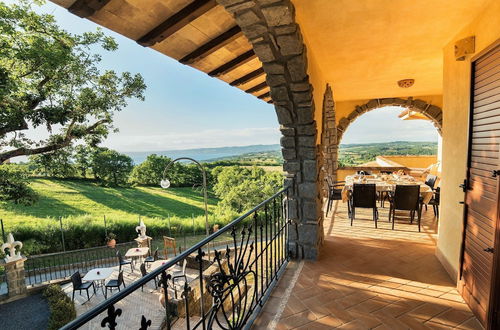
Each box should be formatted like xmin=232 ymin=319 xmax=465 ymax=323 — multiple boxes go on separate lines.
xmin=0 ymin=0 xmax=146 ymax=163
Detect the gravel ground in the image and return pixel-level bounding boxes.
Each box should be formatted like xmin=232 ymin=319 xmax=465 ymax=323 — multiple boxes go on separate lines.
xmin=0 ymin=293 xmax=50 ymax=330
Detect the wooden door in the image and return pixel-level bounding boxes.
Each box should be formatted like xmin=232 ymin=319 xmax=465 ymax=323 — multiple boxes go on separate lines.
xmin=461 ymin=43 xmax=500 ymax=328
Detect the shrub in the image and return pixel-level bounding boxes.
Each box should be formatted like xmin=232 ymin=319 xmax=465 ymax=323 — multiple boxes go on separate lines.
xmin=0 ymin=165 xmax=38 ymax=205
xmin=43 ymin=284 xmax=76 ymax=330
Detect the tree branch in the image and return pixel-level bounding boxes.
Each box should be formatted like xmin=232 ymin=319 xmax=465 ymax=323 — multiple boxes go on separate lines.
xmin=0 ymin=119 xmax=109 ymax=163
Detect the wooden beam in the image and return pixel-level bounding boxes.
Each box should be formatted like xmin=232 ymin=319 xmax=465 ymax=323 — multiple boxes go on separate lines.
xmin=208 ymin=50 xmax=256 ymax=77
xmin=180 ymin=26 xmax=242 ymax=64
xmin=230 ymin=68 xmax=265 ymax=86
xmin=137 ymin=0 xmax=217 ymax=47
xmin=245 ymin=82 xmax=268 ymax=94
xmin=257 ymin=91 xmax=270 ymax=99
xmin=68 ymin=0 xmax=112 ymax=18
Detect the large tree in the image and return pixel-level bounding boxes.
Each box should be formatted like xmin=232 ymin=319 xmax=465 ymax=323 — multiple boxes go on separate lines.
xmin=0 ymin=1 xmax=146 ymax=163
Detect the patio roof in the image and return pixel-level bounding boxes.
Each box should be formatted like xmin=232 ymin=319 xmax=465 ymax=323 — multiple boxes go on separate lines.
xmin=291 ymin=0 xmax=491 ymax=101
xmin=51 ymin=0 xmax=272 ymax=103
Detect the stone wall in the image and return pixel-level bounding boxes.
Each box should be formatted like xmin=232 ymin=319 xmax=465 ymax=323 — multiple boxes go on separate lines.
xmin=319 ymin=84 xmax=337 ymax=198
xmin=322 ymin=96 xmax=443 ymax=195
xmin=217 ymin=0 xmax=322 ymax=259
xmin=336 ymin=97 xmax=443 ymax=143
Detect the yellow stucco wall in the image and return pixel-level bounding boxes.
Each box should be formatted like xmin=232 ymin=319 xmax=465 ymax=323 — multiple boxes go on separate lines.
xmin=437 ymin=0 xmax=500 ymax=281
xmin=383 ymin=155 xmax=437 ymax=169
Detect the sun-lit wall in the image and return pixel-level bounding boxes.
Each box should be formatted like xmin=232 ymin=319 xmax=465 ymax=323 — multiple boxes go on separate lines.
xmin=382 ymin=155 xmax=437 ymax=169
xmin=437 ymin=0 xmax=500 ymax=281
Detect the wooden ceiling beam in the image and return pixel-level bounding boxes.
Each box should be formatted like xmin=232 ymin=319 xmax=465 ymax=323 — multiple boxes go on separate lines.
xmin=137 ymin=0 xmax=217 ymax=47
xmin=257 ymin=91 xmax=270 ymax=99
xmin=208 ymin=50 xmax=256 ymax=77
xmin=230 ymin=68 xmax=265 ymax=86
xmin=245 ymin=81 xmax=268 ymax=94
xmin=68 ymin=0 xmax=112 ymax=18
xmin=180 ymin=26 xmax=243 ymax=64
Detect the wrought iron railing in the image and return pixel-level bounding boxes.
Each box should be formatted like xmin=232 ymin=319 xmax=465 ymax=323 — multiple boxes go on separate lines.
xmin=25 ymin=241 xmax=137 ymax=287
xmin=61 ymin=187 xmax=292 ymax=330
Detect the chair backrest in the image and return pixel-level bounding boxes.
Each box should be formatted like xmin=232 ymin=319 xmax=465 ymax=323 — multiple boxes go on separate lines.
xmin=163 ymin=236 xmax=177 ymax=259
xmin=393 ymin=185 xmax=420 ymax=211
xmin=140 ymin=263 xmax=147 ymax=277
xmin=116 ymin=250 xmax=124 ymax=262
xmin=71 ymin=271 xmax=82 ymax=288
xmin=118 ymin=270 xmax=124 ymax=285
xmin=352 ymin=184 xmax=377 ymax=208
xmin=325 ymin=176 xmax=334 ymax=187
xmin=425 ymin=174 xmax=437 ymax=189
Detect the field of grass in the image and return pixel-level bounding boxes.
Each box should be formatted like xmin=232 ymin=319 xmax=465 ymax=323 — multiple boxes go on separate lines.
xmin=0 ymin=179 xmax=220 ymax=253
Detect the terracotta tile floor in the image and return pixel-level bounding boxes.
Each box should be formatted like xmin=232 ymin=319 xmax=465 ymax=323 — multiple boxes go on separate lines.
xmin=253 ymin=202 xmax=484 ymax=330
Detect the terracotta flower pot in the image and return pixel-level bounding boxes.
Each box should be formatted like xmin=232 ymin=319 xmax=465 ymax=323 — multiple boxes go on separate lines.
xmin=107 ymin=239 xmax=116 ymax=248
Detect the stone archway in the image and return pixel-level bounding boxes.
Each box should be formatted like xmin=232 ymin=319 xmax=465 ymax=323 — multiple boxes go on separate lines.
xmin=322 ymin=97 xmax=443 ymax=187
xmin=336 ymin=97 xmax=443 ymax=144
xmin=217 ymin=0 xmax=322 ymax=259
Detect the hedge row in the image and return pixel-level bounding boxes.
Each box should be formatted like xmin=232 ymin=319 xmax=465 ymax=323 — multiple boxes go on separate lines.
xmin=9 ymin=214 xmax=230 ymax=255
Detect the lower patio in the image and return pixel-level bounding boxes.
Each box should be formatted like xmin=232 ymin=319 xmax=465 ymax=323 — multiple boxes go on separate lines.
xmin=254 ymin=202 xmax=483 ymax=329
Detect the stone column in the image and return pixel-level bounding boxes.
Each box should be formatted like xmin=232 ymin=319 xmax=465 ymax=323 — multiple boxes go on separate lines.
xmin=2 ymin=257 xmax=28 ymax=298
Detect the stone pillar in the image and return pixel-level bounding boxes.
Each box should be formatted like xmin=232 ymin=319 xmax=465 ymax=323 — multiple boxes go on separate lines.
xmin=217 ymin=0 xmax=323 ymax=259
xmin=2 ymin=257 xmax=28 ymax=298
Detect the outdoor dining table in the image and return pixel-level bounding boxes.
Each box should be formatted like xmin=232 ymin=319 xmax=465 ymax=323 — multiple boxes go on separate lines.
xmin=82 ymin=267 xmax=114 ymax=295
xmin=125 ymin=247 xmax=149 ymax=268
xmin=342 ymin=174 xmax=434 ymax=204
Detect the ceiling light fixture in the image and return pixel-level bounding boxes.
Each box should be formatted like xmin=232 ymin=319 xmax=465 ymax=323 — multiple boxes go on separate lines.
xmin=397 ymin=79 xmax=414 ymax=88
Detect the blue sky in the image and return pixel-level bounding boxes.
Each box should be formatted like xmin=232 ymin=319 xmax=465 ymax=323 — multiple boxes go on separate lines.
xmin=20 ymin=1 xmax=437 ymax=152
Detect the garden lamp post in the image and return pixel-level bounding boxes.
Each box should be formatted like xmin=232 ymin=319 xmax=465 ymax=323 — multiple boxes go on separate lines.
xmin=160 ymin=157 xmax=210 ymax=236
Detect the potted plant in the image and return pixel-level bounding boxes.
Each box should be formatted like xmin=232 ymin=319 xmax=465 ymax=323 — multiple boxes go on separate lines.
xmin=106 ymin=233 xmax=116 ymax=248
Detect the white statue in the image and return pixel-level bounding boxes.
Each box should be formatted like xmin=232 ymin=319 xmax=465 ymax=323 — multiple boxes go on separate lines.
xmin=1 ymin=233 xmax=23 ymax=263
xmin=136 ymin=220 xmax=147 ymax=239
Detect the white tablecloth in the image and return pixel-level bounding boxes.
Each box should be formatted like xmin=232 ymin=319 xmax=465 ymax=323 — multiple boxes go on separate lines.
xmin=342 ymin=175 xmax=434 ymax=204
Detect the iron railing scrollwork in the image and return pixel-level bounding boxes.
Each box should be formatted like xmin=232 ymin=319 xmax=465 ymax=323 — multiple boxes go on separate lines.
xmin=61 ymin=187 xmax=294 ymax=330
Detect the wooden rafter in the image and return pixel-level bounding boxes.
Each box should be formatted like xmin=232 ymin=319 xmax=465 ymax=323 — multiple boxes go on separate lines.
xmin=245 ymin=82 xmax=268 ymax=94
xmin=257 ymin=91 xmax=270 ymax=99
xmin=137 ymin=0 xmax=217 ymax=47
xmin=68 ymin=0 xmax=112 ymax=18
xmin=208 ymin=50 xmax=256 ymax=77
xmin=180 ymin=26 xmax=243 ymax=64
xmin=230 ymin=68 xmax=265 ymax=86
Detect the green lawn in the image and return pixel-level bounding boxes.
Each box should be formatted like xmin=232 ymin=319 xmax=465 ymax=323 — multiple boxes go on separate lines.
xmin=0 ymin=179 xmax=220 ymax=253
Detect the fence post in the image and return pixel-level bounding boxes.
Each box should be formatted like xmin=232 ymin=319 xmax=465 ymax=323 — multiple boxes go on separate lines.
xmin=59 ymin=217 xmax=66 ymax=252
xmin=104 ymin=215 xmax=108 ymax=238
xmin=0 ymin=219 xmax=5 ymax=242
xmin=167 ymin=214 xmax=171 ymax=237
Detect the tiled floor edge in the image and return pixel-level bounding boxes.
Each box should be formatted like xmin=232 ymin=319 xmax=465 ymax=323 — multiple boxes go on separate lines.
xmin=268 ymin=260 xmax=305 ymax=330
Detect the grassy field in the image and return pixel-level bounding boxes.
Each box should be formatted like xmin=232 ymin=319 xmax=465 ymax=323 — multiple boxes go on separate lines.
xmin=0 ymin=179 xmax=220 ymax=253
xmin=1 ymin=179 xmax=217 ymax=226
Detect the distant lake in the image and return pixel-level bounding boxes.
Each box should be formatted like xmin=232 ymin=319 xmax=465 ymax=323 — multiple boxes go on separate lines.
xmin=124 ymin=144 xmax=281 ymax=164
